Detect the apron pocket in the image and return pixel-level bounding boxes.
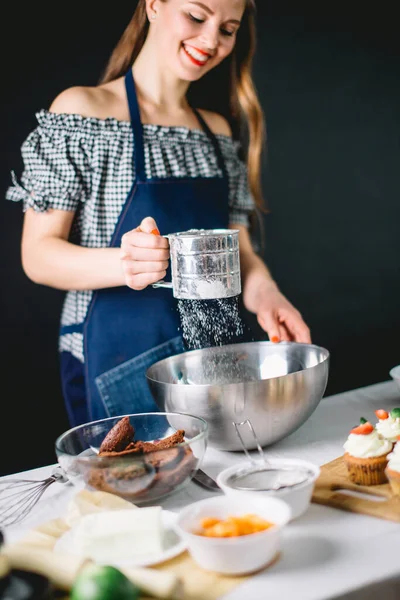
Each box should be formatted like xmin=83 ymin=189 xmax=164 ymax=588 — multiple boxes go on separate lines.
xmin=95 ymin=336 xmax=184 ymax=416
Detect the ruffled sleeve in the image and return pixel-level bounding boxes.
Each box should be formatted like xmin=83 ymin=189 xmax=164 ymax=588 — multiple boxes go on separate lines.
xmin=5 ymin=110 xmax=93 ymax=212
xmin=221 ymin=138 xmax=255 ymax=228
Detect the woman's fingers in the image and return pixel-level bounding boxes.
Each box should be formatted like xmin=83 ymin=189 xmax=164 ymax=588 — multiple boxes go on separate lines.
xmin=257 ymin=310 xmax=311 ymax=344
xmin=138 ymin=216 xmax=160 ymax=235
xmin=121 ymin=216 xmax=168 ymax=254
xmin=122 ymin=260 xmax=169 ymax=275
xmin=257 ymin=312 xmax=281 ymax=344
xmin=121 ymin=230 xmax=169 ymax=252
xmin=290 ymin=322 xmax=312 ymax=344
xmin=278 ymin=323 xmax=292 ymax=342
xmin=120 ymin=218 xmax=170 ymax=290
xmin=121 ymin=246 xmax=169 ymax=261
xmin=124 ymin=271 xmax=167 ymax=291
xmin=279 ymin=311 xmax=311 ymax=344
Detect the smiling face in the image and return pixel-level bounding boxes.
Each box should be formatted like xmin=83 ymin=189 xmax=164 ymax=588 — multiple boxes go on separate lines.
xmin=147 ymin=0 xmax=246 ymax=81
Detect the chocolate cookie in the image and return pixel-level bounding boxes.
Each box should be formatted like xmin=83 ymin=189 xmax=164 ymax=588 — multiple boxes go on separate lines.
xmin=99 ymin=416 xmax=135 ymax=453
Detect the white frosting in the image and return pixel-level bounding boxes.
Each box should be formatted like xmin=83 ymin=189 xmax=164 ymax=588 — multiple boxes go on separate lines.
xmin=343 ymin=429 xmax=392 ymax=458
xmin=387 ymin=441 xmax=400 ymax=473
xmin=376 ymin=415 xmax=400 ymax=442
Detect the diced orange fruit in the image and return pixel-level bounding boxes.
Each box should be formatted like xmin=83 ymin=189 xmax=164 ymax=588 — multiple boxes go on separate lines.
xmin=204 ymin=522 xmax=240 ymax=538
xmin=195 ymin=514 xmax=275 ymax=538
xmin=200 ymin=517 xmax=221 ymax=529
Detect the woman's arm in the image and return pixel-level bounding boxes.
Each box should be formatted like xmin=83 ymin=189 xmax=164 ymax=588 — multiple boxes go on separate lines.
xmin=22 ymin=208 xmax=170 ymax=292
xmin=21 ymin=208 xmax=126 ymax=291
xmin=231 ymin=224 xmax=311 ymax=344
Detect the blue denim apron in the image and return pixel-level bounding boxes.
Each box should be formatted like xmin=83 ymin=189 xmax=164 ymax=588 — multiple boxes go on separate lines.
xmin=60 ymin=69 xmax=229 ymax=424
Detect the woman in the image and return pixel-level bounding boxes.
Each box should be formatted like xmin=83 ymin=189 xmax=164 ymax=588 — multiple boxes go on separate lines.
xmin=6 ymin=0 xmax=311 ymax=427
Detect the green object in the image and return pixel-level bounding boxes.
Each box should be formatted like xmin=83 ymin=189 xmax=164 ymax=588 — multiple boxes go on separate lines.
xmin=390 ymin=408 xmax=400 ymax=419
xmin=70 ymin=564 xmax=140 ymax=600
xmin=359 ymin=417 xmax=367 ymax=424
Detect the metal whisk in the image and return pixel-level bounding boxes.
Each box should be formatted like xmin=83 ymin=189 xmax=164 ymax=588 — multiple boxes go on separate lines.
xmin=0 ymin=467 xmax=68 ymax=527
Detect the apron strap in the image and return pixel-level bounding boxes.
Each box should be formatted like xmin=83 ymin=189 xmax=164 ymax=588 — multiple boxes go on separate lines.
xmin=125 ymin=69 xmax=146 ymax=183
xmin=192 ymin=108 xmax=229 ymax=180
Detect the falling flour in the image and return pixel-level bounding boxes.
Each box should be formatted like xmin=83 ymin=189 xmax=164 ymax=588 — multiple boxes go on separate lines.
xmin=177 ymin=295 xmax=245 ymax=351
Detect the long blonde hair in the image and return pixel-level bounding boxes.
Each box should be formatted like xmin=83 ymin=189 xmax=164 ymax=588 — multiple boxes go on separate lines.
xmin=100 ymin=0 xmax=266 ymax=210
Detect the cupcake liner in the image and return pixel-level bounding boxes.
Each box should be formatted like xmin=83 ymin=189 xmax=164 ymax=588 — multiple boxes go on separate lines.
xmin=344 ymin=452 xmax=390 ymax=485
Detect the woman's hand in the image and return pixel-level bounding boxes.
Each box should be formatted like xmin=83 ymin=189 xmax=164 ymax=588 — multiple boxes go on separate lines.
xmin=120 ymin=217 xmax=170 ymax=290
xmin=232 ymin=223 xmax=311 ymax=345
xmin=248 ymin=281 xmax=311 ymax=344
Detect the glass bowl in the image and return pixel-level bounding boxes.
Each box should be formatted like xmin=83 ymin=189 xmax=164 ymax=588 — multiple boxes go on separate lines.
xmin=55 ymin=412 xmax=208 ymax=505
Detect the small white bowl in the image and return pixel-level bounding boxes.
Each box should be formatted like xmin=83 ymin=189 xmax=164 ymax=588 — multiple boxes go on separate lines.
xmin=174 ymin=494 xmax=291 ymax=575
xmin=389 ymin=365 xmax=400 ymax=393
xmin=217 ymin=458 xmax=320 ymax=521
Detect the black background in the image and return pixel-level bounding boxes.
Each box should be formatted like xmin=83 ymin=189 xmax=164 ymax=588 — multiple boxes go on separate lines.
xmin=1 ymin=3 xmax=399 ymax=475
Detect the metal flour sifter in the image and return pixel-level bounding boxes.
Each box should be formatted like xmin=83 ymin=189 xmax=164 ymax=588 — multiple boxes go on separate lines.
xmin=153 ymin=228 xmax=241 ymax=300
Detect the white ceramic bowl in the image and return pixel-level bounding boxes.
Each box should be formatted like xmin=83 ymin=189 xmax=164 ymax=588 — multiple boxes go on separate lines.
xmin=216 ymin=458 xmax=320 ymax=521
xmin=389 ymin=365 xmax=400 ymax=393
xmin=174 ymin=494 xmax=291 ymax=575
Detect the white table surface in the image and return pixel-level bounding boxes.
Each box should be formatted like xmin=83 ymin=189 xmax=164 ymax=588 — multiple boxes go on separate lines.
xmin=2 ymin=379 xmax=400 ymax=600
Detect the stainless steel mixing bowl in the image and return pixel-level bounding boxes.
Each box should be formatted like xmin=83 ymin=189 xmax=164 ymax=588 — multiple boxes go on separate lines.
xmin=146 ymin=341 xmax=330 ymax=451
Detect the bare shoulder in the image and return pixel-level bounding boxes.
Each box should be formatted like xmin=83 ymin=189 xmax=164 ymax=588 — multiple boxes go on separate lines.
xmin=49 ymin=86 xmax=98 ymax=116
xmin=48 ymin=82 xmax=121 ymax=119
xmin=197 ymin=110 xmax=232 ymax=137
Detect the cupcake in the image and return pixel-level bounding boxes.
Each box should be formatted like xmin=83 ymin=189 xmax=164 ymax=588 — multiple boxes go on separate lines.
xmin=385 ymin=436 xmax=400 ymax=497
xmin=343 ymin=419 xmax=393 ymax=485
xmin=375 ymin=408 xmax=400 ymax=443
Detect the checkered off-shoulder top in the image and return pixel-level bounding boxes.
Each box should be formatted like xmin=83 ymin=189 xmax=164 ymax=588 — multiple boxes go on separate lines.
xmin=6 ymin=109 xmax=255 ymax=363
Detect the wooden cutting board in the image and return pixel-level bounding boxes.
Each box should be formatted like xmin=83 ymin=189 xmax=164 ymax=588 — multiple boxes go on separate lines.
xmin=311 ymin=455 xmax=400 ymax=522
xmin=7 ymin=490 xmax=279 ymax=600
xmin=154 ymin=551 xmax=280 ymax=600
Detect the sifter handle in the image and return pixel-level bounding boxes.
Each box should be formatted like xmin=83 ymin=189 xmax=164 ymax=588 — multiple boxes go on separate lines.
xmin=152 ymin=281 xmax=173 ymax=289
